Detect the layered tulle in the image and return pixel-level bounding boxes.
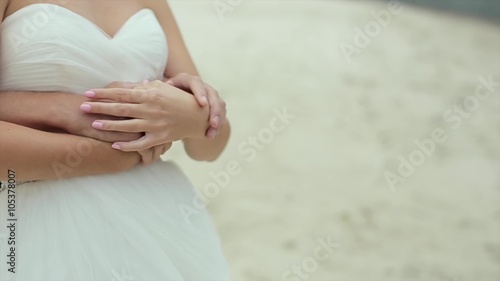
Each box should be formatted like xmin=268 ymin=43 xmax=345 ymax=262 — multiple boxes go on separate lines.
xmin=0 ymin=162 xmax=231 ymax=280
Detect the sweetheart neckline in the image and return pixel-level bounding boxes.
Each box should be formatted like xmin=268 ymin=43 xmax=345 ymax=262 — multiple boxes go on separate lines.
xmin=2 ymin=3 xmax=152 ymax=39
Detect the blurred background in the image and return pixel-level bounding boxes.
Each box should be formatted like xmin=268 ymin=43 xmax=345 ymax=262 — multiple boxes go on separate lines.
xmin=165 ymin=0 xmax=500 ymax=280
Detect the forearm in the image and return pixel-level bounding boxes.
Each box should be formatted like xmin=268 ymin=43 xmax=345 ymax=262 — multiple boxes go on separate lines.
xmin=0 ymin=121 xmax=140 ymax=181
xmin=0 ymin=91 xmax=72 ymax=130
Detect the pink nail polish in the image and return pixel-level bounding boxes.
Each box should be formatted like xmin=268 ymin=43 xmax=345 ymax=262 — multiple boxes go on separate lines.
xmin=212 ymin=116 xmax=220 ymax=127
xmin=84 ymin=91 xmax=96 ymax=97
xmin=92 ymin=121 xmax=103 ymax=129
xmin=80 ymin=104 xmax=91 ymax=111
xmin=111 ymin=144 xmax=121 ymax=150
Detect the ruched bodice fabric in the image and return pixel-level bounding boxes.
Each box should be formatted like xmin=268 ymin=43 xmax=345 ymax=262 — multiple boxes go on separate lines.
xmin=0 ymin=4 xmax=167 ymax=93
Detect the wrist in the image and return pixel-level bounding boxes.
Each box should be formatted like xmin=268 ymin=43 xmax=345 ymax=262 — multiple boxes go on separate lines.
xmin=90 ymin=138 xmax=141 ymax=172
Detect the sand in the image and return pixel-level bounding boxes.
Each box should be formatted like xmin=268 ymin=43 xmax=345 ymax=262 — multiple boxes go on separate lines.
xmin=164 ymin=1 xmax=500 ymax=280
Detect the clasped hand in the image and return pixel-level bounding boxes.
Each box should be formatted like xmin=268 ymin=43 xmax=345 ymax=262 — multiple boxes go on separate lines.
xmin=78 ymin=77 xmax=226 ymax=165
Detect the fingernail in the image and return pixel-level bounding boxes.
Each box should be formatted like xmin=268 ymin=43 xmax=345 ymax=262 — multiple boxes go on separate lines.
xmin=166 ymin=80 xmax=174 ymax=85
xmin=201 ymin=96 xmax=208 ymax=104
xmin=84 ymin=91 xmax=95 ymax=97
xmin=80 ymin=103 xmax=91 ymax=111
xmin=92 ymin=121 xmax=103 ymax=129
xmin=208 ymin=129 xmax=218 ymax=139
xmin=111 ymin=144 xmax=121 ymax=150
xmin=212 ymin=116 xmax=219 ymax=127
xmin=211 ymin=130 xmax=219 ymax=139
xmin=142 ymin=79 xmax=150 ymax=84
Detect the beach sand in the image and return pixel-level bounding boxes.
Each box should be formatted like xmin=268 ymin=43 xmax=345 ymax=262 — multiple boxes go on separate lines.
xmin=164 ymin=1 xmax=500 ymax=280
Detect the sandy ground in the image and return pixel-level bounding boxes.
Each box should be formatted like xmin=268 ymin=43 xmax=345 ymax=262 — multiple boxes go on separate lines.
xmin=164 ymin=1 xmax=500 ymax=280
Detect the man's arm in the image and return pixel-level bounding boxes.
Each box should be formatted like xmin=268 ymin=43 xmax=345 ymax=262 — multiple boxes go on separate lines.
xmin=0 ymin=92 xmax=144 ymax=181
xmin=0 ymin=121 xmax=141 ymax=181
xmin=0 ymin=91 xmax=76 ymax=131
xmin=0 ymin=91 xmax=141 ymax=142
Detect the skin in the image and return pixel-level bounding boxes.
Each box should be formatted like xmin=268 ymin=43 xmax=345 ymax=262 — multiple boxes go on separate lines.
xmin=0 ymin=0 xmax=230 ymax=181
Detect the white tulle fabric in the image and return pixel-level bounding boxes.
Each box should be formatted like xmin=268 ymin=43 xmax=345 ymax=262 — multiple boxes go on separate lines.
xmin=0 ymin=4 xmax=231 ymax=280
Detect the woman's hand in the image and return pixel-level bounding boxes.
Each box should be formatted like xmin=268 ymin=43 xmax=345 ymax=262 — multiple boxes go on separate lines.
xmin=58 ymin=81 xmax=145 ymax=142
xmin=165 ymin=73 xmax=227 ymax=139
xmin=80 ymin=80 xmax=210 ymax=152
xmin=59 ymin=94 xmax=141 ymax=143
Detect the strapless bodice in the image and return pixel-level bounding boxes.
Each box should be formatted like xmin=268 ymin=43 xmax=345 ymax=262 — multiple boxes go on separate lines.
xmin=0 ymin=4 xmax=168 ymax=94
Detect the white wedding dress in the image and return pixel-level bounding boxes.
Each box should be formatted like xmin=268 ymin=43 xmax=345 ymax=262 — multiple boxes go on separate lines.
xmin=0 ymin=4 xmax=231 ymax=280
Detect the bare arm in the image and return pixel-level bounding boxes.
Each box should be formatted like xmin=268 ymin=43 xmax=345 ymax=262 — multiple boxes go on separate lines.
xmin=0 ymin=91 xmax=141 ymax=141
xmin=0 ymin=121 xmax=140 ymax=181
xmin=0 ymin=91 xmax=85 ymax=131
xmin=143 ymin=0 xmax=230 ymax=161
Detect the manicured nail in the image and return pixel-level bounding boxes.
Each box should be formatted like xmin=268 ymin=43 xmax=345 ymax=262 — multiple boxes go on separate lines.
xmin=80 ymin=103 xmax=91 ymax=111
xmin=111 ymin=144 xmax=121 ymax=150
xmin=201 ymin=96 xmax=208 ymax=105
xmin=92 ymin=121 xmax=103 ymax=129
xmin=84 ymin=91 xmax=95 ymax=97
xmin=207 ymin=128 xmax=218 ymax=139
xmin=212 ymin=116 xmax=219 ymax=127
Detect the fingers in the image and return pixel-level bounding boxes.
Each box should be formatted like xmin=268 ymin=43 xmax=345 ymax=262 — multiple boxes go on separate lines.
xmin=205 ymin=84 xmax=227 ymax=130
xmin=190 ymin=79 xmax=209 ymax=107
xmin=161 ymin=142 xmax=173 ymax=154
xmin=112 ymin=135 xmax=157 ymax=152
xmin=95 ymin=131 xmax=142 ymax=142
xmin=84 ymin=88 xmax=146 ymax=103
xmin=80 ymin=101 xmax=144 ymax=118
xmin=142 ymin=143 xmax=172 ymax=166
xmin=138 ymin=149 xmax=153 ymax=166
xmin=108 ymin=132 xmax=143 ymax=142
xmin=167 ymin=74 xmax=208 ymax=106
xmin=90 ymin=119 xmax=147 ymax=133
xmin=152 ymin=145 xmax=164 ymax=162
xmin=152 ymin=146 xmax=162 ymax=161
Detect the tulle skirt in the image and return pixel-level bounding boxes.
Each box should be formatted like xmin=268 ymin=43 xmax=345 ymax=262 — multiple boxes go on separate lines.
xmin=0 ymin=161 xmax=230 ymax=281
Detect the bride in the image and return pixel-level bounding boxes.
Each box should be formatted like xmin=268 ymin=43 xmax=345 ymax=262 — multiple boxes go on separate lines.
xmin=0 ymin=0 xmax=231 ymax=280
